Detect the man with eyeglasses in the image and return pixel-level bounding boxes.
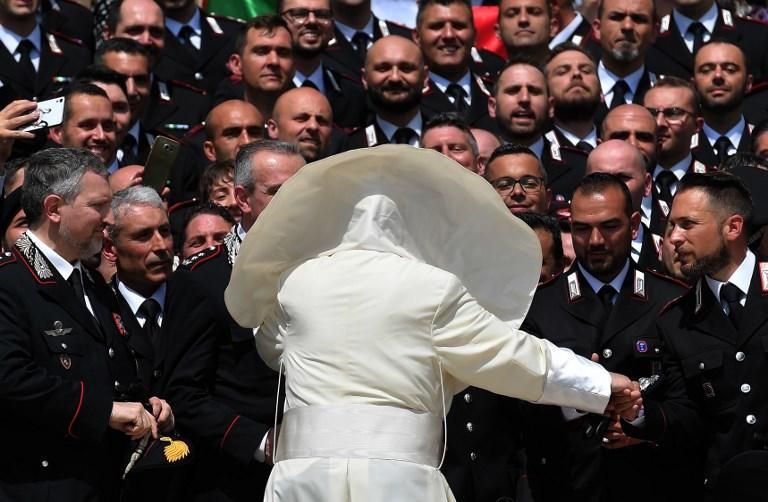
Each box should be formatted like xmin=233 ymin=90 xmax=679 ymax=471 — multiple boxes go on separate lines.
xmin=484 ymin=143 xmax=551 ymax=215
xmin=153 ymin=0 xmax=243 ymax=96
xmin=280 ymin=0 xmax=368 ymax=130
xmin=642 ymin=76 xmax=712 ymax=237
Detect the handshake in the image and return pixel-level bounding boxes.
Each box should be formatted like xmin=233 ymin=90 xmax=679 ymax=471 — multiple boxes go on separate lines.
xmin=607 ymin=373 xmax=643 ymax=421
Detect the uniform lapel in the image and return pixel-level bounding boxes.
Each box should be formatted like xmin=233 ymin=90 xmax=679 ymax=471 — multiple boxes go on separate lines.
xmin=0 ymin=42 xmax=26 ymax=89
xmin=688 ymin=279 xmax=738 ymax=345
xmin=654 ymin=16 xmax=692 ymax=74
xmin=197 ymin=14 xmax=229 ymax=68
xmin=561 ymin=270 xmax=606 ymax=328
xmin=36 ymin=34 xmax=67 ymax=95
xmin=162 ymin=27 xmax=198 ymax=69
xmin=603 ymin=267 xmax=654 ymax=344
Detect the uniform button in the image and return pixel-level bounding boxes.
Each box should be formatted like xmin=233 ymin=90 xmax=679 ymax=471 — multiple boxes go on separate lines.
xmin=602 ymin=349 xmax=613 ymax=359
xmin=463 ymin=393 xmax=472 ymax=404
xmin=741 ymin=384 xmax=751 ymax=394
xmin=540 ymin=457 xmax=547 ymax=465
xmin=153 ymin=369 xmax=162 ymax=378
xmin=194 ymin=72 xmax=203 ymax=81
xmin=735 ymin=352 xmax=745 ymax=362
xmin=698 ymin=362 xmax=705 ymax=370
xmin=469 ymin=452 xmax=477 ymax=461
xmin=466 ymin=422 xmax=474 ymax=432
xmin=746 ymin=414 xmax=757 ymax=425
xmin=60 ymin=343 xmax=67 ymax=350
xmin=108 ymin=348 xmax=115 ymax=359
xmin=654 ymin=347 xmax=661 ymax=354
xmin=114 ymin=380 xmax=120 ymax=390
xmin=41 ymin=460 xmax=49 ymax=468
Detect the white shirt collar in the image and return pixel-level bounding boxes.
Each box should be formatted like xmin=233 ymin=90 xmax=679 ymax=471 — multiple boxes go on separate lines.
xmin=0 ymin=22 xmax=42 ymax=62
xmin=236 ymin=222 xmax=247 ymax=241
xmin=335 ymin=16 xmax=374 ymax=44
xmin=702 ymin=116 xmax=746 ymax=154
xmin=631 ymin=223 xmax=644 ymax=263
xmin=578 ymin=258 xmax=630 ymax=299
xmin=429 ymin=70 xmax=472 ymax=106
xmin=26 ymin=229 xmax=75 ymax=280
xmin=549 ymin=12 xmax=584 ymax=49
xmin=673 ymin=1 xmax=718 ymax=44
xmin=292 ymin=64 xmax=326 ymax=94
xmin=705 ymin=250 xmax=755 ymax=308
xmin=555 ymin=124 xmax=597 ymax=148
xmin=654 ymin=154 xmax=691 ymax=185
xmin=166 ymin=8 xmax=202 ymax=37
xmin=597 ymin=61 xmax=645 ymax=103
xmin=117 ymin=279 xmax=167 ymax=327
xmin=376 ymin=114 xmax=422 ymax=145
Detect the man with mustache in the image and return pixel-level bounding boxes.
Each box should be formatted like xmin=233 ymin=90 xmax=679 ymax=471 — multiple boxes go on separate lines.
xmin=521 ymin=172 xmax=691 ymax=502
xmin=691 ymin=40 xmax=755 ymax=167
xmin=589 ymin=0 xmax=658 ymax=126
xmin=489 ymin=59 xmax=588 ymax=203
xmin=545 ymin=43 xmax=602 ymax=152
xmin=345 ymin=35 xmax=428 ymax=148
xmin=281 ymin=0 xmax=367 ymax=130
xmin=267 ymin=87 xmax=333 ymax=161
xmin=415 ymin=0 xmax=503 ymax=132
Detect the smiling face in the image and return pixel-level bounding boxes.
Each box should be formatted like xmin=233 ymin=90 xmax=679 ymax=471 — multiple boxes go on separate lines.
xmin=281 ymin=0 xmax=335 ymax=58
xmin=363 ymin=36 xmax=427 ymax=114
xmin=486 ymin=152 xmax=551 ymax=214
xmin=489 ymin=63 xmax=549 ymax=144
xmin=53 ymin=93 xmax=117 ymax=166
xmin=414 ymin=1 xmax=474 ymax=79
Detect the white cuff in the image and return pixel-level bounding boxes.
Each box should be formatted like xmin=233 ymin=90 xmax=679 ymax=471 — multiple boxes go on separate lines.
xmin=253 ymin=431 xmax=269 ymax=462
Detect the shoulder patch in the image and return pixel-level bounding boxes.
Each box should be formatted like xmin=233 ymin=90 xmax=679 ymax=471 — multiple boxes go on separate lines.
xmin=47 ymin=30 xmax=84 ymax=47
xmin=659 ymin=294 xmax=686 ymax=315
xmin=537 ymin=270 xmax=563 ymax=289
xmin=180 ymin=245 xmax=222 ymax=271
xmin=0 ymin=251 xmax=16 ymax=268
xmin=645 ymin=268 xmax=691 ymax=289
xmin=169 ymin=80 xmax=207 ymax=95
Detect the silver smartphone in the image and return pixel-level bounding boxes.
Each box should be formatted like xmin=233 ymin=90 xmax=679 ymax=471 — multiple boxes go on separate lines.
xmin=22 ymin=96 xmax=65 ymax=132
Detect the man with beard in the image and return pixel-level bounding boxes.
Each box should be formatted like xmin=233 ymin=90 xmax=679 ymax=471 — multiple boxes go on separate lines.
xmin=495 ymin=0 xmax=555 ymax=64
xmin=345 ymin=36 xmax=428 ymax=148
xmin=642 ymin=76 xmax=712 ymax=236
xmin=281 ymin=0 xmax=367 ymax=130
xmin=152 ymin=0 xmax=243 ymax=95
xmin=489 ymin=58 xmax=588 ymax=203
xmin=691 ymin=40 xmax=755 ymax=167
xmin=624 ymin=171 xmax=768 ymax=500
xmin=648 ymin=0 xmax=768 ymax=84
xmin=521 ymin=172 xmax=691 ymax=502
xmin=545 ymin=43 xmax=602 ymax=152
xmin=415 ymin=0 xmax=503 ymax=132
xmin=589 ymin=0 xmax=658 ymax=126
xmin=323 ymin=0 xmax=411 ymax=82
xmin=267 ymin=87 xmax=333 ymax=161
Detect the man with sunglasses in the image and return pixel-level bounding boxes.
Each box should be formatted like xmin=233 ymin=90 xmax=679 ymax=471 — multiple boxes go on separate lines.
xmin=642 ymin=76 xmax=713 ymax=237
xmin=484 ymin=143 xmax=551 ymax=215
xmin=280 ymin=0 xmax=367 ymax=130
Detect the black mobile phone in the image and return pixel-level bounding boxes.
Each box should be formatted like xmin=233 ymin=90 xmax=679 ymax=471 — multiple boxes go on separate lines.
xmin=143 ymin=136 xmax=180 ymax=193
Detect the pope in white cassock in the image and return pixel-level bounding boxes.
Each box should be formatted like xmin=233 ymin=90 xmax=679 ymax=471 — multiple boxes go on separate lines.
xmin=225 ymin=146 xmax=632 ymax=502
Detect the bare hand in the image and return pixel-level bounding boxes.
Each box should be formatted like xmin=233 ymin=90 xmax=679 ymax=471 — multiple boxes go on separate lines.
xmin=0 ymin=100 xmax=38 ymax=163
xmin=602 ymin=416 xmax=647 ymax=449
xmin=109 ymin=402 xmax=158 ymax=439
xmin=148 ymin=396 xmax=175 ymax=433
xmin=607 ymin=373 xmax=642 ymax=419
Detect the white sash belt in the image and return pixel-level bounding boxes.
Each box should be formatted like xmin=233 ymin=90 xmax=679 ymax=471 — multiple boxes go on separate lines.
xmin=276 ymin=404 xmax=443 ymax=466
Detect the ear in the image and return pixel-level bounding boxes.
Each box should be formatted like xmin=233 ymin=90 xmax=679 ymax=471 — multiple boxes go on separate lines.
xmin=723 ymin=213 xmax=746 ymax=242
xmin=102 ymin=235 xmax=118 ymax=264
xmin=494 ymin=21 xmax=501 ymax=41
xmin=229 ymin=53 xmax=243 ymax=78
xmin=266 ymin=119 xmax=279 ymax=140
xmin=488 ymin=96 xmax=497 ymax=119
xmin=694 ymin=116 xmax=704 ymax=134
xmin=592 ymin=18 xmax=601 ymax=42
xmin=361 ymin=67 xmax=369 ymax=91
xmin=643 ymin=172 xmax=652 ymax=198
xmin=548 ymin=95 xmax=555 ymax=119
xmin=234 ymin=185 xmax=251 ymax=215
xmin=549 ymin=15 xmax=560 ymax=38
xmin=42 ymin=194 xmax=64 ymax=225
xmin=422 ymin=65 xmax=430 ymax=92
xmin=49 ymin=126 xmax=64 ymax=145
xmin=746 ymin=74 xmax=753 ymax=94
xmin=203 ymin=140 xmax=217 ymax=162
xmin=544 ymin=187 xmax=552 ymax=212
xmin=630 ymin=211 xmax=641 ymax=240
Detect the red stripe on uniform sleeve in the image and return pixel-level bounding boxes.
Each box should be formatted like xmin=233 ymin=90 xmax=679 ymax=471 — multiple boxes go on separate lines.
xmin=67 ymin=381 xmax=85 ymax=439
xmin=220 ymin=415 xmax=241 ymax=450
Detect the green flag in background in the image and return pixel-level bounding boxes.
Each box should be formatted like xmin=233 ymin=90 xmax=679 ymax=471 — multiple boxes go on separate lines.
xmin=203 ymin=0 xmax=277 ymax=20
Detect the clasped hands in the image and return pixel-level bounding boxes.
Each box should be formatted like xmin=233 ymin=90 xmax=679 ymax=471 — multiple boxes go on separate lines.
xmin=109 ymin=396 xmax=175 ymax=440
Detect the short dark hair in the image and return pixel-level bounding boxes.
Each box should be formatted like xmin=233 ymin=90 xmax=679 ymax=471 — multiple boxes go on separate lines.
xmin=63 ymin=83 xmax=111 ymax=124
xmin=75 ymin=64 xmax=129 ymax=98
xmin=422 ymin=112 xmax=479 ymax=157
xmin=494 ymin=55 xmax=546 ymax=97
xmin=485 ymin=143 xmax=548 ymax=183
xmin=696 ymin=38 xmax=747 ymax=68
xmin=416 ymin=0 xmax=473 ymax=28
xmin=498 ymin=0 xmax=552 ymax=22
xmin=544 ymin=42 xmax=596 ymax=71
xmin=516 ymin=211 xmax=564 ymax=263
xmin=22 ymin=148 xmax=108 ymax=226
xmin=199 ymin=160 xmax=235 ymax=202
xmin=752 ymin=119 xmax=768 ymax=153
xmin=235 ymin=15 xmax=291 ymax=56
xmin=597 ymin=0 xmax=656 ymax=22
xmin=573 ymin=172 xmax=633 ymax=219
xmin=648 ymin=75 xmax=700 ymax=114
xmin=678 ymin=171 xmax=753 ymax=227
xmin=3 ymin=157 xmax=28 ymax=195
xmin=181 ymin=201 xmax=236 ymax=253
xmin=95 ymin=37 xmax=151 ymax=62
xmin=106 ymin=0 xmax=165 ymax=33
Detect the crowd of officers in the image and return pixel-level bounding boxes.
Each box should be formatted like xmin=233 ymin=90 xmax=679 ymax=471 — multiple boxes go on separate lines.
xmin=1 ymin=0 xmax=768 ymax=501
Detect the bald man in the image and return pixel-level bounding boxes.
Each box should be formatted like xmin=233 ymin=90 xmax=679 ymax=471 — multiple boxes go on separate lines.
xmin=600 ymin=104 xmax=658 ymax=170
xmin=345 ymin=36 xmax=429 ymax=149
xmin=204 ymin=100 xmax=265 ymax=162
xmin=586 ymin=140 xmax=662 ymax=271
xmin=266 ymin=88 xmax=333 ymax=162
xmin=109 ymin=165 xmax=146 ymax=193
xmin=471 ymin=128 xmax=501 ymax=176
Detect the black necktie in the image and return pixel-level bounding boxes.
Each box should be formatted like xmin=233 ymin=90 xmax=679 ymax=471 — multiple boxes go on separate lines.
xmin=352 ymin=31 xmax=369 ymax=61
xmin=301 ymin=79 xmax=318 ymax=89
xmin=656 ymin=170 xmax=677 ymax=207
xmin=610 ymin=80 xmax=629 ymax=110
xmin=576 ymin=140 xmax=594 ymax=152
xmin=446 ymin=83 xmax=468 ymax=114
xmin=68 ymin=267 xmax=86 ymax=308
xmin=138 ymin=298 xmax=162 ymax=340
xmin=178 ymin=25 xmax=197 ymax=50
xmin=720 ymin=282 xmax=743 ymax=329
xmin=16 ymin=39 xmax=37 ymax=85
xmin=393 ymin=127 xmax=416 ymax=145
xmin=715 ymin=136 xmax=731 ymax=167
xmin=688 ymin=22 xmax=706 ymax=55
xmin=598 ymin=285 xmax=616 ymax=326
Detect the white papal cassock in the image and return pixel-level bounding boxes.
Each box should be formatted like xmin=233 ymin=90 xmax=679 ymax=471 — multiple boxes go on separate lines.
xmin=225 ymin=146 xmax=613 ymax=502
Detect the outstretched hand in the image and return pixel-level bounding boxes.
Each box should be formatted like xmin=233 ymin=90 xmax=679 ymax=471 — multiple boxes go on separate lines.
xmin=607 ymin=373 xmax=642 ymax=420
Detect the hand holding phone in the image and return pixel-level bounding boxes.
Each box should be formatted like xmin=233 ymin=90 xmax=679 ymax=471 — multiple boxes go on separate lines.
xmin=143 ymin=136 xmax=180 ymax=193
xmin=21 ymin=96 xmax=65 ymax=132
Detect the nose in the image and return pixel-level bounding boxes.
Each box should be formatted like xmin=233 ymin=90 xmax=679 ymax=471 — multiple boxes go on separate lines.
xmin=518 ymin=87 xmax=530 ymax=103
xmin=654 ymin=111 xmax=667 ymax=127
xmin=441 ymin=22 xmax=456 ymax=39
xmin=125 ymin=78 xmax=137 ymax=99
xmin=519 ymin=10 xmax=529 ymax=24
xmin=668 ymin=224 xmax=684 ymax=248
xmin=138 ymin=30 xmax=152 ymax=46
xmin=588 ymin=227 xmax=604 ymax=247
xmin=305 ymin=116 xmax=319 ymax=131
xmin=92 ymin=124 xmax=106 ymax=140
xmin=621 ymin=15 xmax=634 ymax=30
xmin=266 ymin=49 xmax=279 ymax=65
